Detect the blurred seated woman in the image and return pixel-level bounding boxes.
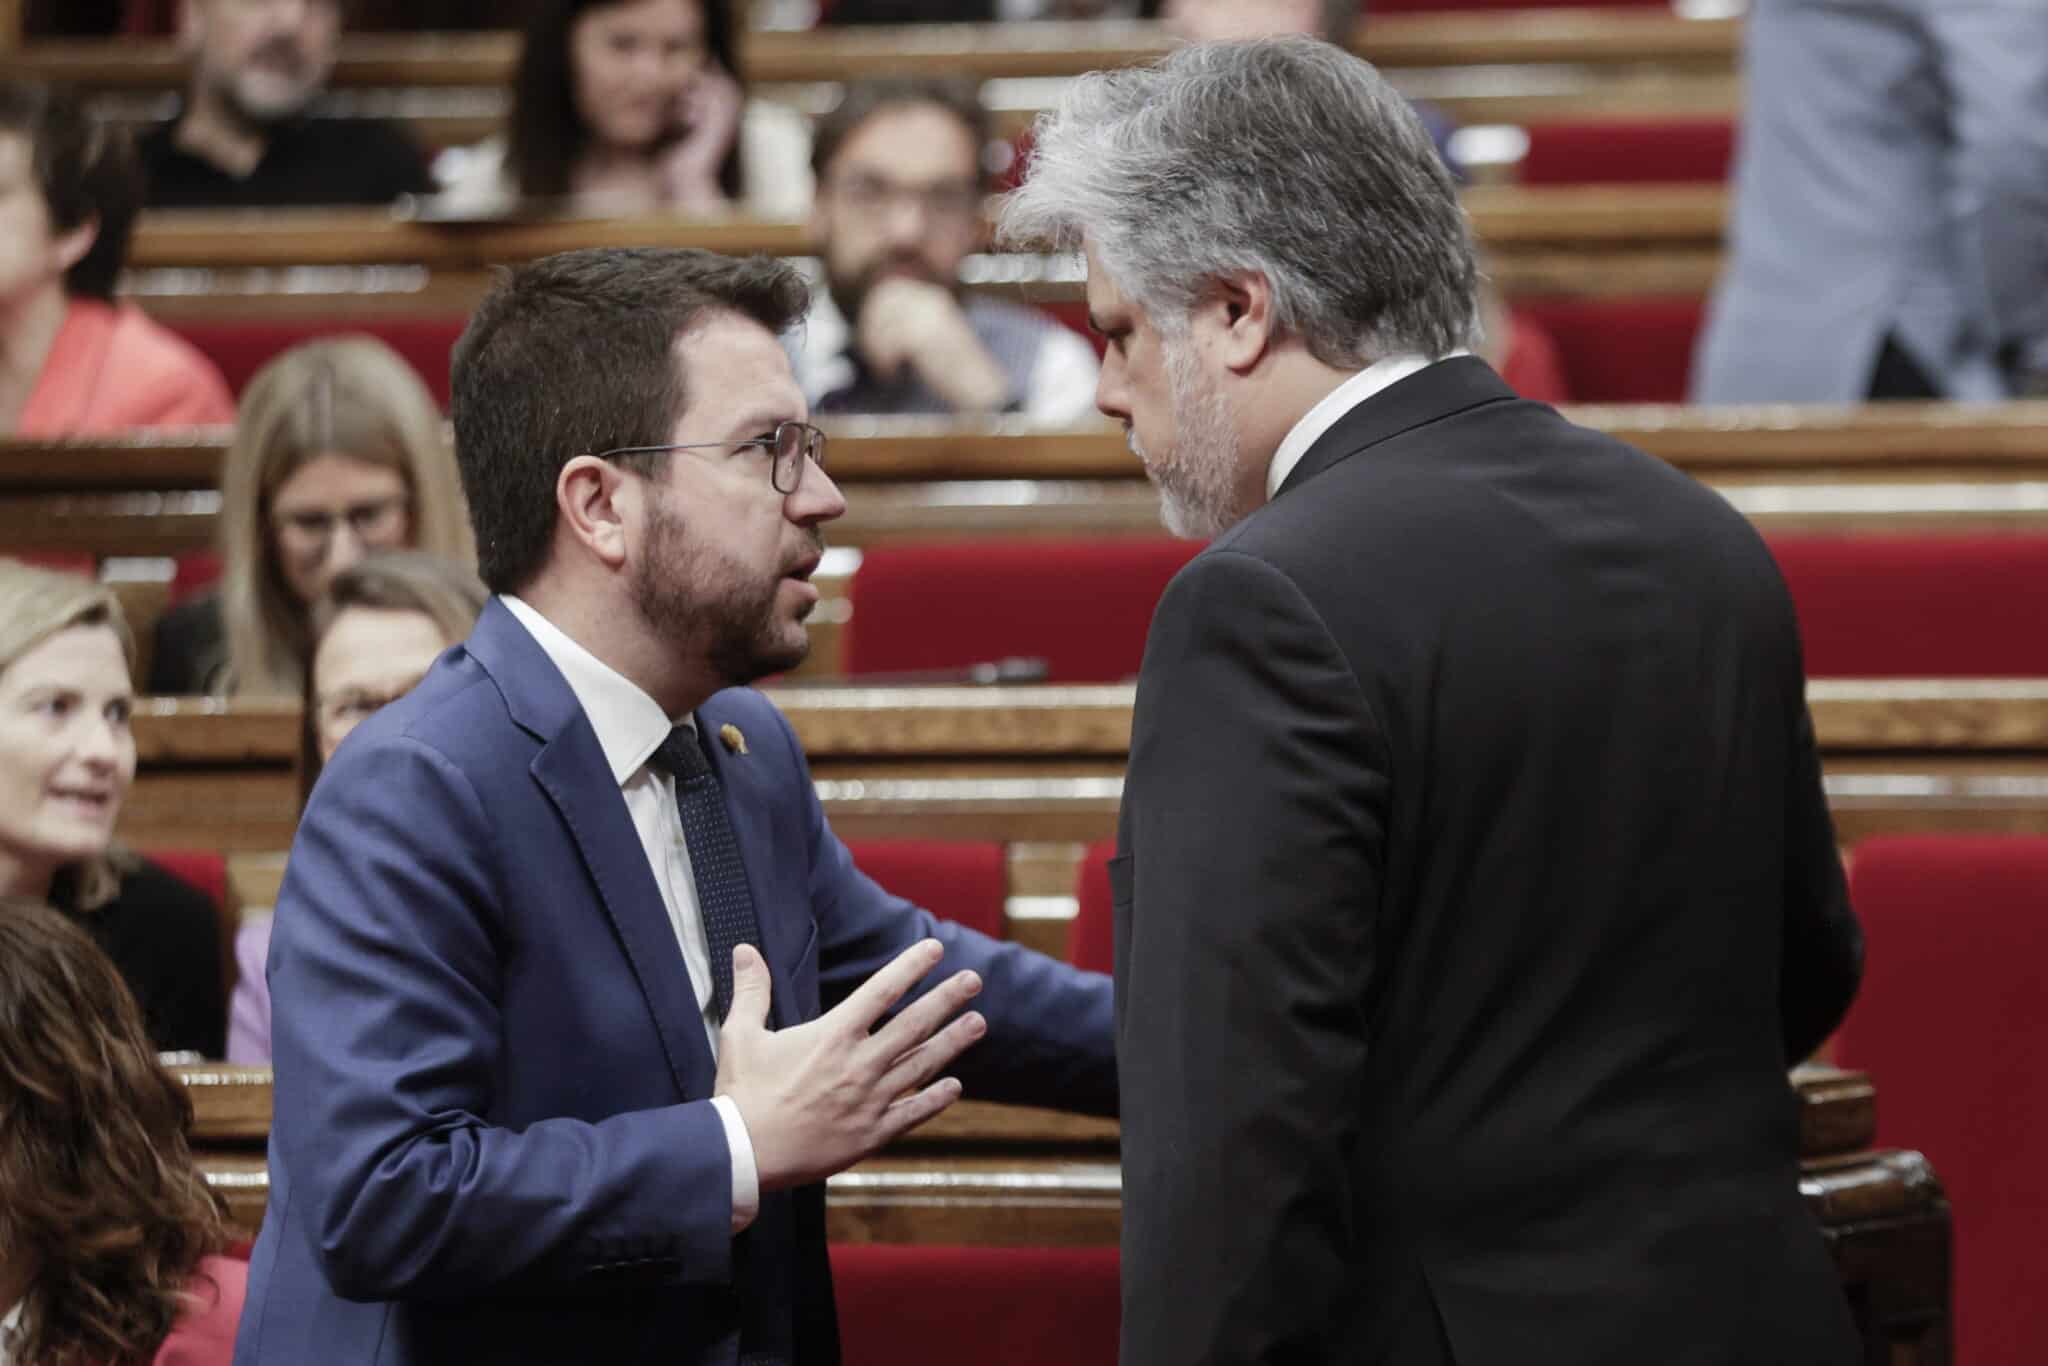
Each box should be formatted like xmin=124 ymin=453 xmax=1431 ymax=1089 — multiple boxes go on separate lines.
xmin=0 ymin=81 xmax=234 ymax=436
xmin=225 ymin=550 xmax=488 ymax=1064
xmin=0 ymin=559 xmax=224 ymax=1057
xmin=433 ymin=0 xmax=811 ymax=217
xmin=0 ymin=898 xmax=244 ymax=1365
xmin=147 ymin=336 xmax=473 ymax=698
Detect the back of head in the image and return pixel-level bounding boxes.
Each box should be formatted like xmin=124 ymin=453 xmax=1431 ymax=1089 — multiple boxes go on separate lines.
xmin=450 ymin=246 xmax=808 ymax=594
xmin=0 ymin=80 xmax=140 ymax=302
xmin=998 ymin=37 xmax=1474 ymax=366
xmin=0 ymin=898 xmax=224 ymax=1365
xmin=218 ymin=335 xmax=471 ymax=697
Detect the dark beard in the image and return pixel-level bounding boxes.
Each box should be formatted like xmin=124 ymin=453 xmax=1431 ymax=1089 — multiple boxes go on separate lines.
xmin=632 ymin=500 xmax=821 ymax=689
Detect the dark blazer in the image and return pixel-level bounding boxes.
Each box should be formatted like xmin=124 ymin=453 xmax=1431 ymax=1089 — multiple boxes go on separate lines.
xmin=234 ymin=600 xmax=1116 ymax=1366
xmin=1112 ymin=358 xmax=1864 ymax=1366
xmin=147 ymin=592 xmax=229 ymax=697
xmin=60 ymin=857 xmax=226 ymax=1057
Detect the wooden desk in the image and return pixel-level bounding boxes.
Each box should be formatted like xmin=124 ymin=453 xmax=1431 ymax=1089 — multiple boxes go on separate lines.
xmin=6 ymin=14 xmax=1741 ymax=90
xmin=182 ymin=1063 xmax=1947 ymax=1362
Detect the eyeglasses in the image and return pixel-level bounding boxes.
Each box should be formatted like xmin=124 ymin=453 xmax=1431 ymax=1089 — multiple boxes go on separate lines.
xmin=827 ymin=173 xmax=982 ymax=225
xmin=596 ymin=420 xmax=828 ymax=496
xmin=315 ymin=684 xmax=414 ymax=740
xmin=272 ymin=493 xmax=412 ymax=555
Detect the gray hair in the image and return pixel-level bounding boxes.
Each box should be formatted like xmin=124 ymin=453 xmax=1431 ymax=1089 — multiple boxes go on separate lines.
xmin=997 ymin=37 xmax=1476 ymax=366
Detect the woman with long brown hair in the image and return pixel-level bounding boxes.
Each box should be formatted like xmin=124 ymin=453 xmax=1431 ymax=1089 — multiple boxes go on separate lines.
xmin=147 ymin=336 xmax=473 ymax=698
xmin=0 ymin=898 xmax=244 ymax=1365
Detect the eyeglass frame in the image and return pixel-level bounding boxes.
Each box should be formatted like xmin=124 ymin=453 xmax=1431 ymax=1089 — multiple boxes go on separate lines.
xmin=824 ymin=171 xmax=984 ymax=226
xmin=269 ymin=491 xmax=414 ymax=554
xmin=594 ymin=420 xmax=829 ymax=496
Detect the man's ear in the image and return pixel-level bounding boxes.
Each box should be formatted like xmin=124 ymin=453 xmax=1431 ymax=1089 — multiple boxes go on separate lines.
xmin=556 ymin=455 xmax=636 ymax=572
xmin=1209 ymin=271 xmax=1277 ymax=376
xmin=51 ymin=217 xmax=98 ymax=281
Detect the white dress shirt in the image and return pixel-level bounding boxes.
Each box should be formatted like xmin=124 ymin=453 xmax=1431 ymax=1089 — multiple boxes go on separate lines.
xmin=1266 ymin=352 xmax=1465 ymax=500
xmin=500 ymin=595 xmax=760 ymax=1232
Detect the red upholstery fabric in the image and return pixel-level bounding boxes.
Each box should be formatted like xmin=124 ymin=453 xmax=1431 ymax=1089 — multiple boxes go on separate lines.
xmin=845 ymin=840 xmax=1007 ymax=939
xmin=161 ymin=317 xmax=465 ymax=407
xmin=1833 ymin=836 xmax=2048 ymax=1366
xmin=1509 ymin=295 xmax=1704 ymax=403
xmin=140 ymin=847 xmax=228 ymax=911
xmin=1499 ymin=310 xmax=1571 ymax=403
xmin=7 ymin=551 xmax=95 ymax=576
xmin=1765 ymin=535 xmax=2048 ymax=677
xmin=1069 ymin=840 xmax=1118 ymax=974
xmin=845 ymin=539 xmax=1201 ymax=684
xmin=171 ymin=551 xmax=224 ymax=604
xmin=1518 ymin=118 xmax=1737 ymax=186
xmin=830 ymin=1243 xmax=1119 ymax=1366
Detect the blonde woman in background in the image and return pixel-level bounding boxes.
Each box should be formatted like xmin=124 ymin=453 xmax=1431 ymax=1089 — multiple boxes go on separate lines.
xmin=148 ymin=336 xmax=473 ymax=697
xmin=0 ymin=559 xmax=223 ymax=1056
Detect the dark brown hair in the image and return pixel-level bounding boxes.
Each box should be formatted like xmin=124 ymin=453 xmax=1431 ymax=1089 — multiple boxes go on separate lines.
xmin=505 ymin=0 xmax=743 ymax=203
xmin=810 ymin=76 xmax=992 ymax=189
xmin=0 ymin=81 xmax=141 ymax=302
xmin=298 ymin=548 xmax=489 ymax=802
xmin=0 ymin=899 xmax=228 ymax=1365
xmin=450 ymin=246 xmax=808 ymax=593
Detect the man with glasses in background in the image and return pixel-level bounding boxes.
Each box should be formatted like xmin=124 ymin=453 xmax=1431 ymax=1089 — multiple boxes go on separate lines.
xmin=234 ymin=246 xmax=1116 ymax=1366
xmin=793 ymin=78 xmax=1099 ymax=423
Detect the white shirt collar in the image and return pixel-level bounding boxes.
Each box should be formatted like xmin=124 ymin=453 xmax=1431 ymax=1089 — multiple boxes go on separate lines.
xmin=1266 ymin=352 xmax=1464 ymax=500
xmin=789 ymin=262 xmax=855 ymax=405
xmin=499 ymin=595 xmax=692 ymax=787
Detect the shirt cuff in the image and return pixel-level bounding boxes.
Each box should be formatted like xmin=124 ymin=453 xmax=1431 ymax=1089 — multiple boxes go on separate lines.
xmin=711 ymin=1094 xmax=760 ymax=1233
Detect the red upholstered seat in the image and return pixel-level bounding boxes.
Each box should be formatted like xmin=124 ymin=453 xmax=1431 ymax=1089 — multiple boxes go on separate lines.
xmin=844 ymin=539 xmax=1201 ymax=684
xmin=1833 ymin=836 xmax=2048 ymax=1366
xmin=1508 ymin=295 xmax=1704 ymax=403
xmin=845 ymin=840 xmax=1007 ymax=939
xmin=161 ymin=318 xmax=464 ymax=407
xmin=1518 ymin=118 xmax=1737 ymax=186
xmin=1069 ymin=840 xmax=1118 ymax=974
xmin=830 ymin=1243 xmax=1119 ymax=1366
xmin=1765 ymin=535 xmax=2048 ymax=678
xmin=140 ymin=847 xmax=228 ymax=911
xmin=171 ymin=551 xmax=224 ymax=604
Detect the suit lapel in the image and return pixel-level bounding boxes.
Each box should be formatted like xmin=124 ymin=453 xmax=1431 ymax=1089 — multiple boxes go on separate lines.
xmin=467 ymin=601 xmax=718 ymax=1097
xmin=697 ymin=699 xmax=809 ymax=1032
xmin=1276 ymin=355 xmax=1521 ymax=499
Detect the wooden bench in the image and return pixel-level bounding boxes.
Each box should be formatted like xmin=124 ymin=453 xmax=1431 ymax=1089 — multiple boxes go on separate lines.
xmin=176 ymin=1061 xmax=1948 ymax=1362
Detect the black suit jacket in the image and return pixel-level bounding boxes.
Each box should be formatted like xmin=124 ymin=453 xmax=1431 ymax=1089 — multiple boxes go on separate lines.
xmin=1112 ymin=359 xmax=1864 ymax=1366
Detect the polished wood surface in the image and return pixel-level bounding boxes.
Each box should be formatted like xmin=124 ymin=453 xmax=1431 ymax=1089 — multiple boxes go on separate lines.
xmin=5 ymin=14 xmax=1741 ymax=91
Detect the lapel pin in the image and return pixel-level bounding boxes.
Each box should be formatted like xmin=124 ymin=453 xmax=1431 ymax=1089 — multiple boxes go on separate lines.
xmin=719 ymin=723 xmax=749 ymax=756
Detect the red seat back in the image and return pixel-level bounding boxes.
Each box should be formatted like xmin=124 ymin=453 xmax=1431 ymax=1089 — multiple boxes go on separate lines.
xmin=1509 ymin=295 xmax=1705 ymax=403
xmin=1834 ymin=836 xmax=2048 ymax=1366
xmin=846 ymin=840 xmax=1007 ymax=940
xmin=139 ymin=847 xmax=228 ymax=910
xmin=1519 ymin=118 xmax=1737 ymax=186
xmin=1069 ymin=840 xmax=1119 ymax=974
xmin=830 ymin=1243 xmax=1119 ymax=1366
xmin=161 ymin=318 xmax=464 ymax=408
xmin=845 ymin=539 xmax=1201 ymax=684
xmin=1766 ymin=535 xmax=2048 ymax=677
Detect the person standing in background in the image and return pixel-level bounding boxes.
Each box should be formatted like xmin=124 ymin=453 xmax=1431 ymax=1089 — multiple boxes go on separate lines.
xmin=1694 ymin=0 xmax=2048 ymax=402
xmin=1003 ymin=38 xmax=1863 ymax=1364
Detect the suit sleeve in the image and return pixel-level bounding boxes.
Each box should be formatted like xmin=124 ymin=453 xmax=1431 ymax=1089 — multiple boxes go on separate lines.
xmin=1779 ymin=701 xmax=1863 ymax=1062
xmin=268 ymin=735 xmax=737 ymax=1302
xmin=763 ymin=705 xmax=1119 ymax=1118
xmin=1116 ymin=549 xmax=1390 ymax=1365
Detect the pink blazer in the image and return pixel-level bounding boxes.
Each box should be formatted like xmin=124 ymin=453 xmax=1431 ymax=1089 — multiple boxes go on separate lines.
xmin=16 ymin=300 xmax=235 ymax=437
xmin=153 ymin=1255 xmax=248 ymax=1366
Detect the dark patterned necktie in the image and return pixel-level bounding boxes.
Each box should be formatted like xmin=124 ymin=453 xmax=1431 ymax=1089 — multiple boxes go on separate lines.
xmin=651 ymin=725 xmax=763 ymax=1023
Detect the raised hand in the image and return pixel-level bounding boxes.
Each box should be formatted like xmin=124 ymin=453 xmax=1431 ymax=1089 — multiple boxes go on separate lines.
xmin=713 ymin=938 xmax=984 ymax=1190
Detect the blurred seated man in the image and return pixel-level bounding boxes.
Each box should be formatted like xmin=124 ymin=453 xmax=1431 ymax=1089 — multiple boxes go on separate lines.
xmin=139 ymin=0 xmax=435 ymax=208
xmin=793 ymin=78 xmax=1099 ymax=423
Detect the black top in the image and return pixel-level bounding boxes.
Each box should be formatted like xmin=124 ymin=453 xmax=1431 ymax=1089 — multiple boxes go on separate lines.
xmin=138 ymin=115 xmax=436 ymax=209
xmin=148 ymin=590 xmax=230 ymax=697
xmin=60 ymin=858 xmax=227 ymax=1059
xmin=1113 ymin=358 xmax=1864 ymax=1365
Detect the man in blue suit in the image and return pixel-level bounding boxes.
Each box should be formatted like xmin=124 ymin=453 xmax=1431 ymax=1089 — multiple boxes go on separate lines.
xmin=233 ymin=247 xmax=1118 ymax=1365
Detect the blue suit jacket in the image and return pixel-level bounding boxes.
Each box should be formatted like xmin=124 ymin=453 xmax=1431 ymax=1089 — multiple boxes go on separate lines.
xmin=234 ymin=601 xmax=1117 ymax=1365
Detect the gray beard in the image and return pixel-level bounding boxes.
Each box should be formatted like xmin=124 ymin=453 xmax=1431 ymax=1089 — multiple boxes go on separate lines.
xmin=1132 ymin=337 xmax=1247 ymax=540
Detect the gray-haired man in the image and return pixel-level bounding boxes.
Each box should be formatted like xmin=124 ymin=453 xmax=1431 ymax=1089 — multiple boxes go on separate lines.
xmin=1001 ymin=37 xmax=1864 ymax=1366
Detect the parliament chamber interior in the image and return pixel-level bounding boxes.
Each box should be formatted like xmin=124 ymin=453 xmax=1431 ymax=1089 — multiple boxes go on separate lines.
xmin=0 ymin=0 xmax=2042 ymax=1361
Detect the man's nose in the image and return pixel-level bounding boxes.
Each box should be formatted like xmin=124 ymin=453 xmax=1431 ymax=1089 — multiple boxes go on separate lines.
xmin=787 ymin=461 xmax=848 ymax=526
xmin=1095 ymin=353 xmax=1129 ymax=423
